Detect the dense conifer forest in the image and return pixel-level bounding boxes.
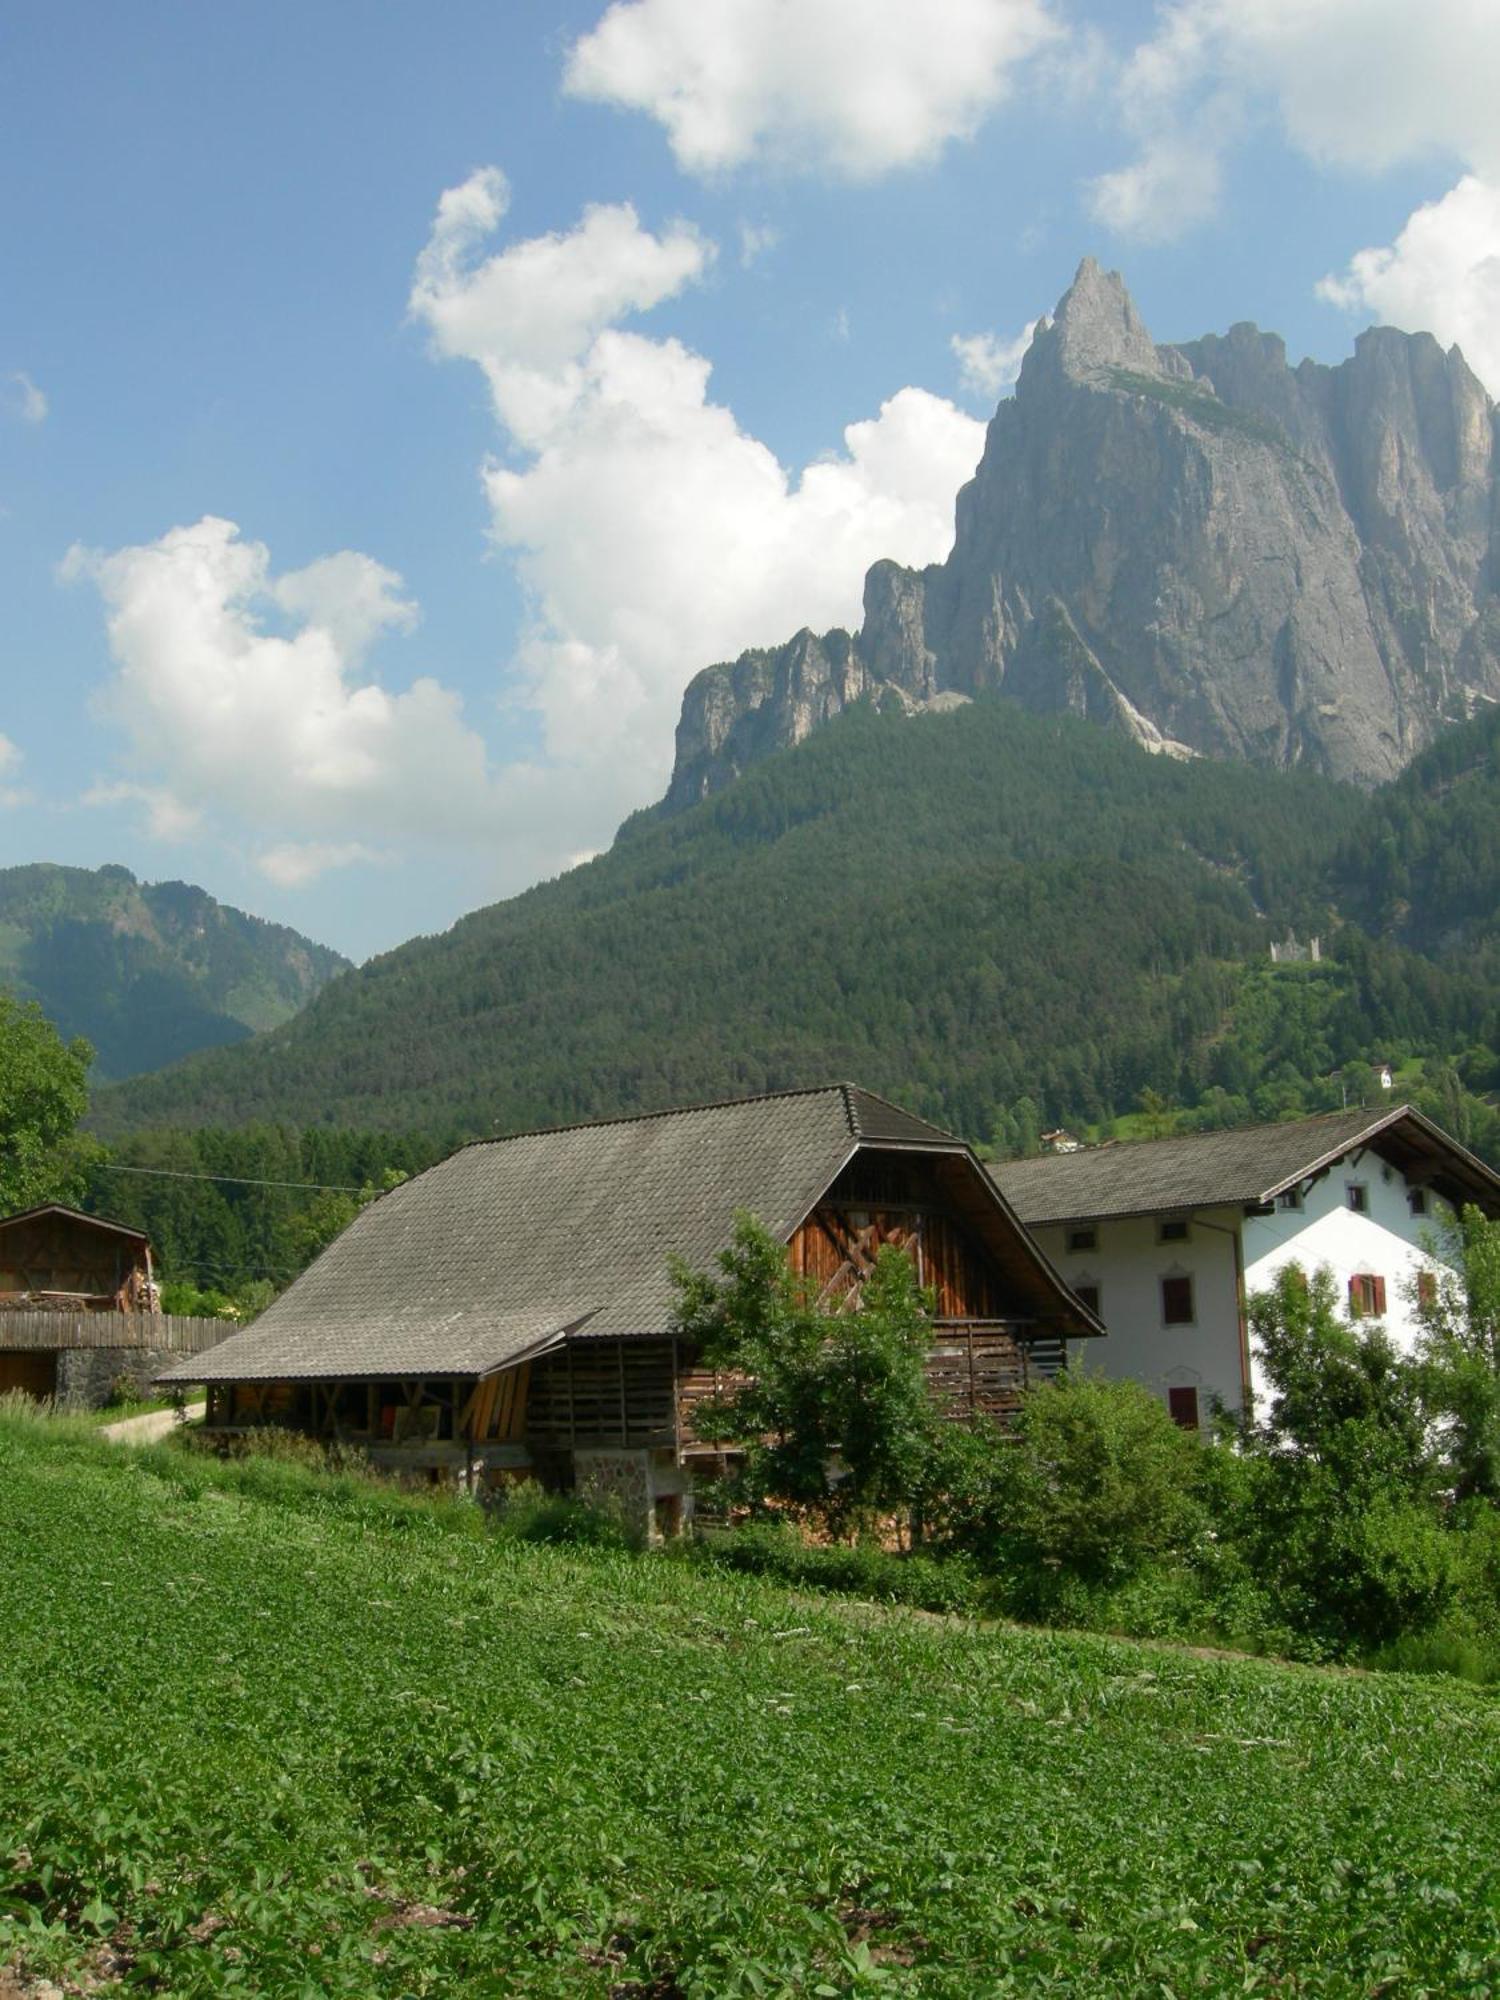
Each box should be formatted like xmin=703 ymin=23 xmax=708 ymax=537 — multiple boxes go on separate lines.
xmin=85 ymin=700 xmax=1499 ymax=1240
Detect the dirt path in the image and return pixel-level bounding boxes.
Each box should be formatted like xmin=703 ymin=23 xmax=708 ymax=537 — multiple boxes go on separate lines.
xmin=99 ymin=1403 xmax=205 ymax=1444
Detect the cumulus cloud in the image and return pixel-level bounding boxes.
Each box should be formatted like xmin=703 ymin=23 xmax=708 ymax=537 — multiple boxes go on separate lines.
xmin=1317 ymin=176 xmax=1500 ymax=397
xmin=5 ymin=372 xmax=47 ymax=424
xmin=563 ymin=0 xmax=1061 ymax=180
xmin=1092 ymin=0 xmax=1500 ymax=242
xmin=64 ymin=518 xmax=509 ymax=884
xmin=410 ymin=169 xmax=985 ymax=818
xmin=951 ymin=320 xmax=1038 ymax=401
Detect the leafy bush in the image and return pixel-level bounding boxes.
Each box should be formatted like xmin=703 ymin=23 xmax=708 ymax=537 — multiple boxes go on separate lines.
xmin=925 ymin=1372 xmax=1212 ymax=1604
xmin=488 ymin=1478 xmax=637 ymax=1552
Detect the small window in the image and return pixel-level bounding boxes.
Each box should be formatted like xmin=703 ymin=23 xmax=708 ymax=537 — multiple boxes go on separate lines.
xmin=1347 ymin=1183 xmax=1369 ymax=1214
xmin=1408 ymin=1188 xmax=1428 ymax=1217
xmin=1276 ymin=1188 xmax=1304 ymax=1212
xmin=1074 ymin=1282 xmax=1101 ymax=1317
xmin=1167 ymin=1386 xmax=1200 ymax=1430
xmin=1161 ymin=1275 xmax=1195 ymax=1325
xmin=1066 ymin=1226 xmax=1097 ymax=1254
xmin=1158 ymin=1217 xmax=1191 ymax=1243
xmin=1348 ymin=1273 xmax=1387 ymax=1318
xmin=1416 ymin=1269 xmax=1438 ymax=1309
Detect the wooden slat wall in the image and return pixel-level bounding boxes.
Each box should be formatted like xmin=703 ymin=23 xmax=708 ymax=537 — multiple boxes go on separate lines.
xmin=0 ymin=1311 xmax=228 ymax=1354
xmin=526 ymin=1339 xmax=677 ymax=1447
xmin=791 ymin=1205 xmax=1004 ymax=1318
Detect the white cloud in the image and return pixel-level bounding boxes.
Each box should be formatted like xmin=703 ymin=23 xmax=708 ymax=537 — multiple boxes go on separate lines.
xmin=410 ymin=165 xmax=710 ymax=448
xmin=5 ymin=372 xmax=47 ymax=424
xmin=563 ymin=0 xmax=1062 ymax=180
xmin=64 ymin=518 xmax=510 ymax=883
xmin=0 ymin=733 xmax=27 ymax=807
xmin=951 ymin=320 xmax=1038 ymax=401
xmin=1317 ymin=176 xmax=1500 ymax=397
xmin=83 ymin=780 xmax=201 ymax=842
xmin=411 ymin=171 xmax=986 ymax=824
xmin=257 ymin=841 xmax=377 ymax=888
xmin=1093 ymin=0 xmax=1500 ymax=242
xmin=737 ymin=220 xmax=779 ymax=268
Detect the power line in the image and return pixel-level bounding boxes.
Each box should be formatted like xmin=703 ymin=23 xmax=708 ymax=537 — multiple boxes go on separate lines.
xmin=92 ymin=1162 xmax=367 ymax=1194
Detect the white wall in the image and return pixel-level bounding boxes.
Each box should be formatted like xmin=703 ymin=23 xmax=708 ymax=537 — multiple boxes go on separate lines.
xmin=1037 ymin=1205 xmax=1247 ymax=1423
xmin=1243 ymin=1157 xmax=1451 ymax=1402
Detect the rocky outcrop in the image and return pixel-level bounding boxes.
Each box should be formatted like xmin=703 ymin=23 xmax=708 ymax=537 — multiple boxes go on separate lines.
xmin=664 ymin=260 xmax=1500 ymax=809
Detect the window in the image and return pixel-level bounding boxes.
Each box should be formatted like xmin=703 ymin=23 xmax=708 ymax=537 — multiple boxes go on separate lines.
xmin=1158 ymin=1217 xmax=1191 ymax=1243
xmin=1161 ymin=1275 xmax=1195 ymax=1325
xmin=1074 ymin=1282 xmax=1101 ymax=1317
xmin=1348 ymin=1273 xmax=1387 ymax=1317
xmin=1408 ymin=1188 xmax=1429 ymax=1217
xmin=1416 ymin=1270 xmax=1438 ymax=1309
xmin=1167 ymin=1386 xmax=1200 ymax=1430
xmin=1346 ymin=1183 xmax=1369 ymax=1213
xmin=1066 ymin=1226 xmax=1097 ymax=1253
xmin=1276 ymin=1188 xmax=1304 ymax=1212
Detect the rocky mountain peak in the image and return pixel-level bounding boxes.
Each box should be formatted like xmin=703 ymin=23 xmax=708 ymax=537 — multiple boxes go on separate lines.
xmin=662 ymin=266 xmax=1500 ymax=813
xmin=1020 ymin=257 xmax=1163 ymax=387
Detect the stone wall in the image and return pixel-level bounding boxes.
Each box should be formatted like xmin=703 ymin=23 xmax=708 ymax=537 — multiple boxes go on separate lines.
xmin=573 ymin=1447 xmax=694 ymax=1544
xmin=54 ymin=1346 xmax=189 ymax=1409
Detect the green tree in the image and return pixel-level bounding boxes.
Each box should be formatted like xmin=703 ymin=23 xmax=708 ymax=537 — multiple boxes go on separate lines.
xmin=926 ymin=1371 xmax=1209 ymax=1594
xmin=671 ymin=1214 xmax=937 ymax=1537
xmin=1240 ymin=1267 xmax=1454 ymax=1651
xmin=1415 ymin=1204 xmax=1500 ymax=1502
xmin=0 ymin=995 xmax=95 ymax=1213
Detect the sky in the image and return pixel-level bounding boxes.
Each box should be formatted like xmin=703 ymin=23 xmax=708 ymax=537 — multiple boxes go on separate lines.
xmin=2 ymin=0 xmax=1498 ymax=963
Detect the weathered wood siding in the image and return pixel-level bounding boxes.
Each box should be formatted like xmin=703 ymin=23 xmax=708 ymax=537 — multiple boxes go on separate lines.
xmin=0 ymin=1311 xmax=224 ymax=1353
xmin=526 ymin=1340 xmax=678 ymax=1448
xmin=0 ymin=1213 xmax=151 ymax=1311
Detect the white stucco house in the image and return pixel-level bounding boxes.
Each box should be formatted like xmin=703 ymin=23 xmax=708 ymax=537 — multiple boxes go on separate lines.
xmin=993 ymin=1105 xmax=1500 ymax=1427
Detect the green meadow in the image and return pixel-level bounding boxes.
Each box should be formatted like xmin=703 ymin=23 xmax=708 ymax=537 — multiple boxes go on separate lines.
xmin=2 ymin=1412 xmax=1498 ymax=1998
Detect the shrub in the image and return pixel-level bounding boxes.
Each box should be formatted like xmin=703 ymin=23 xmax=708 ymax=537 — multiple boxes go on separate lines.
xmin=926 ymin=1372 xmax=1212 ymax=1603
xmin=488 ymin=1478 xmax=637 ymax=1551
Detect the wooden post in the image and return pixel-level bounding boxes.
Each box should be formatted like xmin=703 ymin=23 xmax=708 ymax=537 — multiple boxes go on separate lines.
xmin=616 ymin=1340 xmax=629 ymax=1445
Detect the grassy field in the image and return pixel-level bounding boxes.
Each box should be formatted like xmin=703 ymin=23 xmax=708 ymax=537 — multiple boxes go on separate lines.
xmin=2 ymin=1414 xmax=1499 ymax=1997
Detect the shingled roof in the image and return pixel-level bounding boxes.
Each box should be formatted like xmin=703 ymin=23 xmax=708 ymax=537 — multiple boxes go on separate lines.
xmin=172 ymin=1083 xmax=1086 ymax=1384
xmin=994 ymin=1103 xmax=1500 ymax=1227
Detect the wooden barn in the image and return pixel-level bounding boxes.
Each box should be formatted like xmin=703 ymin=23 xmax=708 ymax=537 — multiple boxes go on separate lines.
xmin=166 ymin=1085 xmax=1100 ymax=1533
xmin=0 ymin=1205 xmax=180 ymax=1403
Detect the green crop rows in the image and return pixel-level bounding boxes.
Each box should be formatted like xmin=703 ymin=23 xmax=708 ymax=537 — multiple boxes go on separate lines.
xmin=2 ymin=1417 xmax=1499 ymax=1997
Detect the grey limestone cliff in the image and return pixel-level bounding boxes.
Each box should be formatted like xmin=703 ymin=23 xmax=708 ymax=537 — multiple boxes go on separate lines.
xmin=664 ymin=260 xmax=1500 ymax=810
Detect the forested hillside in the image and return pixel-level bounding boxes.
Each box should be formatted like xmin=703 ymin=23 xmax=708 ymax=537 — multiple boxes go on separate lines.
xmin=0 ymin=863 xmax=349 ymax=1079
xmin=91 ymin=699 xmax=1499 ymax=1155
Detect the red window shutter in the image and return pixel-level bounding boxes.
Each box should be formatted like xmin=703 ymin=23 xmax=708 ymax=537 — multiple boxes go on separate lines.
xmin=1417 ymin=1270 xmax=1438 ymax=1309
xmin=1167 ymin=1386 xmax=1199 ymax=1429
xmin=1161 ymin=1276 xmax=1194 ymax=1325
xmin=1348 ymin=1274 xmax=1362 ymax=1314
xmin=1372 ymin=1275 xmax=1387 ymax=1316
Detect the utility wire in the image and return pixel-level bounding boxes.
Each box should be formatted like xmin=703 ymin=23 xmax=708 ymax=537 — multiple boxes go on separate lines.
xmin=92 ymin=1162 xmax=368 ymax=1194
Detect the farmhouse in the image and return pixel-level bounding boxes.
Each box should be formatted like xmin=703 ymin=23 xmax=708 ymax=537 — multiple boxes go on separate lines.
xmin=0 ymin=1203 xmax=215 ymax=1402
xmin=993 ymin=1104 xmax=1500 ymax=1428
xmin=167 ymin=1084 xmax=1100 ymax=1532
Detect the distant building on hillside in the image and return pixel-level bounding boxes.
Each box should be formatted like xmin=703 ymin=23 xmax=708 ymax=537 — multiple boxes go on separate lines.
xmin=1269 ymin=931 xmax=1321 ymax=964
xmin=992 ymin=1105 xmax=1500 ymax=1430
xmin=163 ymin=1085 xmax=1100 ymax=1538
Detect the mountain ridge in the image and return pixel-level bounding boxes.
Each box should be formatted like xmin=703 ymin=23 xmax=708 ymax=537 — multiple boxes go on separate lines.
xmin=664 ymin=260 xmax=1500 ymax=811
xmin=0 ymin=862 xmax=350 ymax=1080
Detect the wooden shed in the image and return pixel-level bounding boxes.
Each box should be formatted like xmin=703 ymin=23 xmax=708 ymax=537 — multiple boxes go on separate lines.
xmin=166 ymin=1085 xmax=1101 ymax=1532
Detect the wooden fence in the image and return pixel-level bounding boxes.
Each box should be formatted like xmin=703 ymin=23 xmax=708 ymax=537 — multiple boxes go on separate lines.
xmin=0 ymin=1311 xmax=231 ymax=1354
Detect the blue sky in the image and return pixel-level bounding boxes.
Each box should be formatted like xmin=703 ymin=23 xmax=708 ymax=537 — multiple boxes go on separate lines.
xmin=2 ymin=0 xmax=1497 ymax=960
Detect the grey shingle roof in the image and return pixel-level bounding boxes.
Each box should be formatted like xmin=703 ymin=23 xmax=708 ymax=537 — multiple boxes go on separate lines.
xmin=169 ymin=1084 xmax=1006 ymax=1385
xmin=993 ymin=1103 xmax=1500 ymax=1226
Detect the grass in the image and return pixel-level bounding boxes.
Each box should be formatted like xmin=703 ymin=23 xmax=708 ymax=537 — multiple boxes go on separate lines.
xmin=3 ymin=1411 xmax=1500 ymax=1996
